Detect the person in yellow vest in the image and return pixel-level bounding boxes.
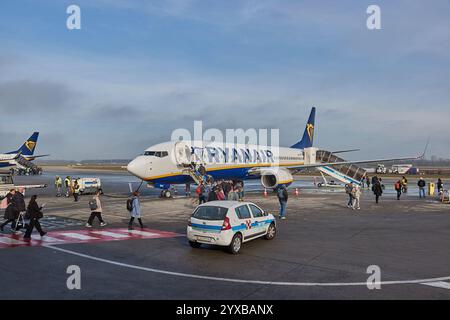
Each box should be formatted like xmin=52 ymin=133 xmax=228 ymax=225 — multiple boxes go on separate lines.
xmin=54 ymin=176 xmax=63 ymax=197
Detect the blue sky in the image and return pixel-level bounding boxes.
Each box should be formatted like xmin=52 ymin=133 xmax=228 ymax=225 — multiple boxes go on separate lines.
xmin=0 ymin=0 xmax=449 ymax=160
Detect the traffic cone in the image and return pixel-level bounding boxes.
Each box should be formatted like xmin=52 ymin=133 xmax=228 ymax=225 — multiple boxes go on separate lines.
xmin=263 ymin=188 xmax=268 ymax=197
xmin=294 ymin=188 xmax=299 ymax=196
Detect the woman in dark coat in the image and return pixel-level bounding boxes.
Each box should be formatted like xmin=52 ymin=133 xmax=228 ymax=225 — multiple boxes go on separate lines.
xmin=0 ymin=189 xmax=19 ymax=232
xmin=23 ymin=195 xmax=47 ymax=239
xmin=373 ymin=182 xmax=383 ymax=204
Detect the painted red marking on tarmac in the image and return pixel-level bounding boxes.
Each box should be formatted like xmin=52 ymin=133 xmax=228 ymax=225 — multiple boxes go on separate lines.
xmin=0 ymin=228 xmax=182 ymax=249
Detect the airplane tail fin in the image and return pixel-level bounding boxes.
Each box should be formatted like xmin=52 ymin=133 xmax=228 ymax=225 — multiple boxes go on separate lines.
xmin=291 ymin=107 xmax=316 ymax=149
xmin=11 ymin=132 xmax=39 ymax=156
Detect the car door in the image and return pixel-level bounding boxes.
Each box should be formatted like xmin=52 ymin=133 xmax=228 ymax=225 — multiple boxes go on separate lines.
xmin=248 ymin=204 xmax=268 ymax=238
xmin=234 ymin=205 xmax=254 ymax=241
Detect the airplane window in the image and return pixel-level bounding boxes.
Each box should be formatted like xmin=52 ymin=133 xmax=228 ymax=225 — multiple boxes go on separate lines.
xmin=249 ymin=204 xmax=264 ymax=218
xmin=235 ymin=205 xmax=252 ymax=219
xmin=144 ymin=151 xmax=156 ymax=156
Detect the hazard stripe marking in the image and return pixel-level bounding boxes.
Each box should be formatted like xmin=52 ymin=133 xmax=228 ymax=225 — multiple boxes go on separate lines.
xmin=0 ymin=237 xmax=27 ymax=245
xmin=90 ymin=231 xmax=129 ymax=238
xmin=60 ymin=233 xmax=100 ymax=240
xmin=125 ymin=230 xmax=158 ymax=237
xmin=31 ymin=235 xmax=64 ymax=242
xmin=0 ymin=228 xmax=181 ymax=249
xmin=421 ymin=281 xmax=450 ymax=290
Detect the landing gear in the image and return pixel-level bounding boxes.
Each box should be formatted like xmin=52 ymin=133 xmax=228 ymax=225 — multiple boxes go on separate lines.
xmin=160 ymin=189 xmax=172 ymax=198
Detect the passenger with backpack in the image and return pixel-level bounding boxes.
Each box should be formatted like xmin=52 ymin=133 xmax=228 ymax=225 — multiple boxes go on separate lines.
xmin=277 ymin=185 xmax=289 ymax=220
xmin=394 ymin=180 xmax=402 ymax=200
xmin=345 ymin=183 xmax=354 ymax=208
xmin=373 ymin=181 xmax=383 ymax=204
xmin=128 ymin=191 xmax=144 ymax=230
xmin=86 ymin=190 xmax=107 ymax=227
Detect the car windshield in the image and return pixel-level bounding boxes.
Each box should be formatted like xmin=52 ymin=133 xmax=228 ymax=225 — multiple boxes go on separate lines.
xmin=192 ymin=206 xmax=228 ymax=220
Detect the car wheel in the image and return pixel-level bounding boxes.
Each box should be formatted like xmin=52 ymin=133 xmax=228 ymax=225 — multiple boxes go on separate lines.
xmin=265 ymin=223 xmax=276 ymax=240
xmin=228 ymin=233 xmax=242 ymax=254
xmin=189 ymin=241 xmax=202 ymax=248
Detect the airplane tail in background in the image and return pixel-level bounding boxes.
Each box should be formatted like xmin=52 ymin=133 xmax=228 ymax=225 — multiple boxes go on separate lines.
xmin=9 ymin=132 xmax=39 ymax=156
xmin=291 ymin=107 xmax=315 ymax=149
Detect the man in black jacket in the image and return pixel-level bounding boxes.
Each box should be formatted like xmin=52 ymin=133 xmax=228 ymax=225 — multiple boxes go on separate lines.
xmin=277 ymin=185 xmax=289 ymax=220
xmin=0 ymin=189 xmax=18 ymax=232
xmin=23 ymin=195 xmax=46 ymax=239
xmin=11 ymin=188 xmax=26 ymax=232
xmin=418 ymin=177 xmax=426 ymax=198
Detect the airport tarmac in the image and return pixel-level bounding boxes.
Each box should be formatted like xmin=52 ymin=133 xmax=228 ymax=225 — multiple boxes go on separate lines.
xmin=1 ymin=172 xmax=450 ymax=300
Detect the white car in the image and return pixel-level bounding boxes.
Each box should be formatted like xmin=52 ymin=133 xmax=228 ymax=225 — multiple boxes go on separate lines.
xmin=187 ymin=201 xmax=277 ymax=254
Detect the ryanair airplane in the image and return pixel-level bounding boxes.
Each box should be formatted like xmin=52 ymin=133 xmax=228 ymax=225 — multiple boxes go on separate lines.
xmin=0 ymin=132 xmax=48 ymax=169
xmin=127 ymin=108 xmax=422 ymax=197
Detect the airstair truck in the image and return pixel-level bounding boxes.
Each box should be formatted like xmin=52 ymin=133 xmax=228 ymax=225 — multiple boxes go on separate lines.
xmin=0 ymin=172 xmax=47 ymax=199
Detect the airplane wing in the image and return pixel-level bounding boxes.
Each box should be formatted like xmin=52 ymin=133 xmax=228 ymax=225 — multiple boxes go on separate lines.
xmin=284 ymin=155 xmax=422 ymax=171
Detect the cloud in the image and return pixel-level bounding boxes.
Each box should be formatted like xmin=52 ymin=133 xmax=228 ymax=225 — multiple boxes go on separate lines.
xmin=0 ymin=80 xmax=74 ymax=113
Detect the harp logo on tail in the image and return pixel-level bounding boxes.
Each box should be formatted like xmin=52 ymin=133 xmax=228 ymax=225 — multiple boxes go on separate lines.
xmin=306 ymin=123 xmax=314 ymax=141
xmin=25 ymin=140 xmax=36 ymax=152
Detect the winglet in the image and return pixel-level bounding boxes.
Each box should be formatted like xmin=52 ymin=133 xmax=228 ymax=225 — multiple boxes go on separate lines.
xmin=418 ymin=137 xmax=430 ymax=160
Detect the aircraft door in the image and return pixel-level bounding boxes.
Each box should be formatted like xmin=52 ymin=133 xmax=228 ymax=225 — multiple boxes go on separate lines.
xmin=174 ymin=141 xmax=192 ymax=166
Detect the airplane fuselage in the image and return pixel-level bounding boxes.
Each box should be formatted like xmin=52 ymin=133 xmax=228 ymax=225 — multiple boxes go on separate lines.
xmin=127 ymin=141 xmax=305 ymax=186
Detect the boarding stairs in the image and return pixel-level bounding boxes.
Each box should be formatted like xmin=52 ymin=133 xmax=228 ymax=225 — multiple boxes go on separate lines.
xmin=315 ymin=150 xmax=367 ymax=185
xmin=15 ymin=155 xmax=38 ymax=171
xmin=181 ymin=168 xmax=204 ymax=185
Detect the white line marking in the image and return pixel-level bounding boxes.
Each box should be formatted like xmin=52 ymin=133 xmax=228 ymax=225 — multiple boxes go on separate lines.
xmin=91 ymin=231 xmax=129 ymax=238
xmin=125 ymin=230 xmax=159 ymax=237
xmin=59 ymin=233 xmax=99 ymax=240
xmin=43 ymin=245 xmax=450 ymax=287
xmin=0 ymin=237 xmax=27 ymax=245
xmin=421 ymin=281 xmax=450 ymax=290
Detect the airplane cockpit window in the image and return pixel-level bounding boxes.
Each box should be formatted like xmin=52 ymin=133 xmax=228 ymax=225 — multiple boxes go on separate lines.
xmin=144 ymin=151 xmax=169 ymax=158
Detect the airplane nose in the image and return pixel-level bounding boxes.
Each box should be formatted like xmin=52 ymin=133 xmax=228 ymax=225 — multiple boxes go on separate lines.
xmin=127 ymin=157 xmax=147 ymax=179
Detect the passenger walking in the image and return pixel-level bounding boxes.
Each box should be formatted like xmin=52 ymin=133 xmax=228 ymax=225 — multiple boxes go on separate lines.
xmin=12 ymin=188 xmax=26 ymax=232
xmin=345 ymin=183 xmax=354 ymax=207
xmin=351 ymin=185 xmax=361 ymax=210
xmin=394 ymin=180 xmax=402 ymax=200
xmin=185 ymin=183 xmax=191 ymax=197
xmin=128 ymin=191 xmax=144 ymax=230
xmin=207 ymin=186 xmax=218 ymax=202
xmin=366 ymin=176 xmax=371 ymax=189
xmin=0 ymin=189 xmax=18 ymax=232
xmin=437 ymin=178 xmax=443 ymax=194
xmin=277 ymin=185 xmax=288 ymax=220
xmin=216 ymin=186 xmax=225 ymax=200
xmin=418 ymin=177 xmax=426 ymax=198
xmin=73 ymin=180 xmax=80 ymax=202
xmin=196 ymin=183 xmax=207 ymax=204
xmin=227 ymin=186 xmax=240 ymax=201
xmin=86 ymin=190 xmax=106 ymax=227
xmin=23 ymin=195 xmax=47 ymax=239
xmin=373 ymin=181 xmax=383 ymax=204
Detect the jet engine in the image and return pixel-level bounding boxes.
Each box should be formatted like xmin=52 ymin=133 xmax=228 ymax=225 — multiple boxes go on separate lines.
xmin=260 ymin=168 xmax=294 ymax=189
